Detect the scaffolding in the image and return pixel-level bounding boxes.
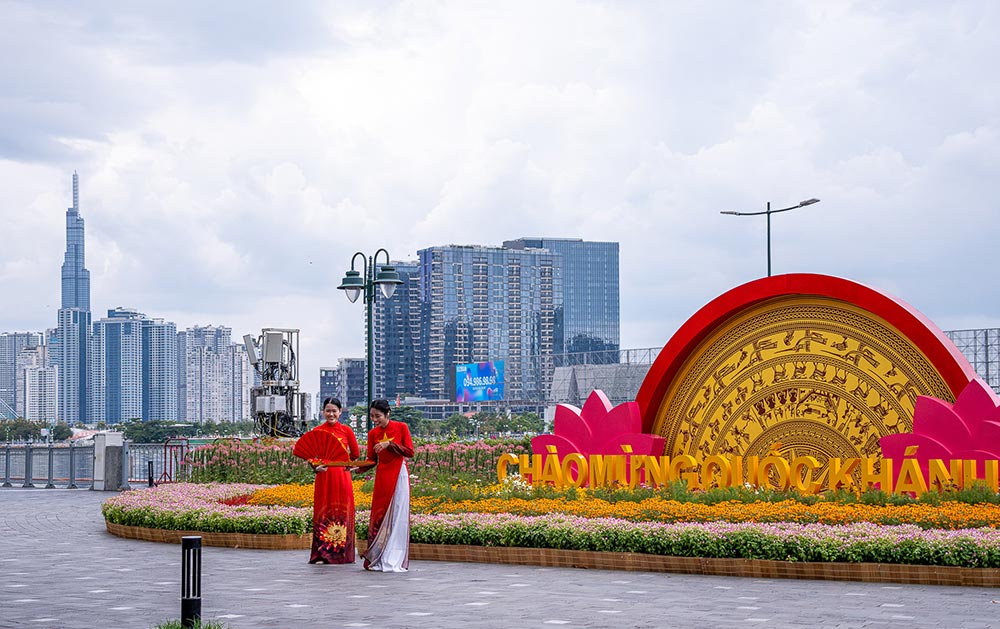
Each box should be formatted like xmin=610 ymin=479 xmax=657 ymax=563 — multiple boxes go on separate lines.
xmin=546 ymin=347 xmax=661 ymax=407
xmin=945 ymin=328 xmax=1000 ymax=394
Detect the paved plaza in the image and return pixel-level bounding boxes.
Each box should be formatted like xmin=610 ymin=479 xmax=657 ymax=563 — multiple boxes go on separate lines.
xmin=1 ymin=489 xmax=998 ymax=628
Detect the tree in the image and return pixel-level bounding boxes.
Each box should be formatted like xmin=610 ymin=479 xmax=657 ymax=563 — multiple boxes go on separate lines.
xmin=442 ymin=413 xmax=473 ymax=437
xmin=122 ymin=420 xmax=196 ymax=443
xmin=508 ymin=412 xmax=545 ymax=434
xmin=389 ymin=405 xmax=424 ymax=434
xmin=0 ymin=418 xmax=43 ymax=442
xmin=51 ymin=422 xmax=73 ymax=441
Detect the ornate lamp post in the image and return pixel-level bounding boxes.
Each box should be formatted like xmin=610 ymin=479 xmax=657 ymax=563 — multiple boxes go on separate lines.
xmin=337 ymin=248 xmax=403 ymax=432
xmin=721 ymin=198 xmax=820 ymax=277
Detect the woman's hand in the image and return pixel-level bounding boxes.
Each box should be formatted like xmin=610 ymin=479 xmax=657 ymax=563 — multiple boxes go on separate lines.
xmin=373 ymin=441 xmax=390 ymax=454
xmin=313 ymin=464 xmax=328 ymax=473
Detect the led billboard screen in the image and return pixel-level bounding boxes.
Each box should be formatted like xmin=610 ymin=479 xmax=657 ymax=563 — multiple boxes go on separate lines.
xmin=456 ymin=361 xmax=505 ymax=402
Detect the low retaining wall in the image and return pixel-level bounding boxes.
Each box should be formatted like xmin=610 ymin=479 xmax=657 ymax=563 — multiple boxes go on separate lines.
xmin=105 ymin=521 xmax=311 ymax=550
xmin=106 ymin=521 xmax=1000 ymax=587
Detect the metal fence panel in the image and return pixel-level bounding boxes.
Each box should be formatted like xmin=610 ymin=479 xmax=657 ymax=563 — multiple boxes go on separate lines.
xmin=0 ymin=444 xmax=94 ymax=488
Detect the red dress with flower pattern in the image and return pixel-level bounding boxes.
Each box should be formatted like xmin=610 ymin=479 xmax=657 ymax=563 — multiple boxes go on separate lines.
xmin=293 ymin=421 xmax=359 ymax=564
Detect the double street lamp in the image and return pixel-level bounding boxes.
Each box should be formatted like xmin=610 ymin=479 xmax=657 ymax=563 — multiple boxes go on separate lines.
xmin=721 ymin=198 xmax=821 ymax=277
xmin=337 ymin=248 xmax=403 ymax=432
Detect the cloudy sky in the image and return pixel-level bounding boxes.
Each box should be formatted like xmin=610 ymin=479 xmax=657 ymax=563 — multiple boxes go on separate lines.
xmin=2 ymin=1 xmax=999 ymax=395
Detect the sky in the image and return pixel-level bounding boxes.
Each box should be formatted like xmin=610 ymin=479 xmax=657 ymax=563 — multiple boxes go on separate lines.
xmin=2 ymin=1 xmax=999 ymax=396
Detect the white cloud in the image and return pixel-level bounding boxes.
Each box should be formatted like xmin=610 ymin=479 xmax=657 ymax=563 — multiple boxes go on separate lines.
xmin=2 ymin=1 xmax=1000 ymax=395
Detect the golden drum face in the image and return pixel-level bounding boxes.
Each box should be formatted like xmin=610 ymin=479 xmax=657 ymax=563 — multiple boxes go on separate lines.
xmin=653 ymin=296 xmax=955 ymax=466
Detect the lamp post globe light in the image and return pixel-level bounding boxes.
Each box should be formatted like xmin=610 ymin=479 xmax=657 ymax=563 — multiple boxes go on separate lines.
xmin=337 ymin=248 xmax=403 ymax=432
xmin=720 ymin=198 xmax=820 ymax=277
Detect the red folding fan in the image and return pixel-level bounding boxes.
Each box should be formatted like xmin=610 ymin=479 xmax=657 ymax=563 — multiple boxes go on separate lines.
xmin=293 ymin=429 xmax=369 ymax=467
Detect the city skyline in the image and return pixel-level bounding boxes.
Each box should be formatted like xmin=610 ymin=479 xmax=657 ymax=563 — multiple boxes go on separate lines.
xmin=3 ymin=3 xmax=1000 ymax=399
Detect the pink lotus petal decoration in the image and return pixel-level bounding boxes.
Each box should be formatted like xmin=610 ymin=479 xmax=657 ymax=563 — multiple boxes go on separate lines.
xmin=531 ymin=390 xmax=666 ymax=486
xmin=880 ymin=377 xmax=1000 ymax=485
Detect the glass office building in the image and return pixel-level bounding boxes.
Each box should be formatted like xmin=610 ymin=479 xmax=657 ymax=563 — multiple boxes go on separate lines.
xmin=504 ymin=238 xmax=620 ymax=356
xmin=372 ymin=244 xmax=562 ymax=402
xmin=57 ymin=172 xmax=92 ymax=424
xmin=372 ymin=238 xmax=619 ymax=404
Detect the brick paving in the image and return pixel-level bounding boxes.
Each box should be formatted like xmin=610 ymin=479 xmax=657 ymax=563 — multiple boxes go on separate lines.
xmin=1 ymin=488 xmax=998 ymax=628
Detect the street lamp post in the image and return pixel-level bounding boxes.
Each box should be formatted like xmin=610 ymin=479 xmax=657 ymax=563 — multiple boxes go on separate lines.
xmin=721 ymin=198 xmax=820 ymax=277
xmin=337 ymin=248 xmax=403 ymax=433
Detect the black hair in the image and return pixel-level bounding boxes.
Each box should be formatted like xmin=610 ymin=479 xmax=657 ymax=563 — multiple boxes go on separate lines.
xmin=322 ymin=397 xmax=343 ymax=410
xmin=369 ymin=399 xmax=391 ymax=415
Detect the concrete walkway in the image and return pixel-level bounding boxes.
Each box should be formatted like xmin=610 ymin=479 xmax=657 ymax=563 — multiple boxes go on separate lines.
xmin=1 ymin=488 xmax=998 ymax=628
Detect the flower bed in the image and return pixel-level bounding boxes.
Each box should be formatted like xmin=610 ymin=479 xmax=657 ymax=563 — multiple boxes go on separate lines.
xmin=179 ymin=437 xmax=530 ymax=485
xmin=103 ymin=483 xmax=1000 ymax=569
xmin=243 ymin=482 xmax=1000 ymax=530
xmin=102 ymin=483 xmax=315 ymax=535
xmin=407 ymin=513 xmax=1000 ymax=567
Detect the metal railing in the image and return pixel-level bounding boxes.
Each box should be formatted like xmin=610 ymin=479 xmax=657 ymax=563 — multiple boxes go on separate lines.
xmin=0 ymin=439 xmax=193 ymax=489
xmin=126 ymin=439 xmax=190 ymax=485
xmin=0 ymin=442 xmax=95 ymax=489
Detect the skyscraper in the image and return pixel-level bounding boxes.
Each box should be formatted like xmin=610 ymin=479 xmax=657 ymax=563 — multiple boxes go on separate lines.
xmin=0 ymin=331 xmax=43 ymax=418
xmin=372 ymin=238 xmax=620 ymax=404
xmin=504 ymin=238 xmax=620 ymax=355
xmin=320 ymin=359 xmax=367 ymax=409
xmin=61 ymin=172 xmax=90 ymax=312
xmin=227 ymin=344 xmax=253 ymax=422
xmin=57 ymin=172 xmax=91 ymax=424
xmin=22 ymin=364 xmax=58 ymax=423
xmin=419 ymin=244 xmax=562 ymax=401
xmin=15 ymin=344 xmax=49 ymax=419
xmin=180 ymin=325 xmax=234 ymax=423
xmin=372 ymin=261 xmax=422 ymax=400
xmin=142 ymin=317 xmax=178 ymax=422
xmin=89 ymin=308 xmax=144 ymax=424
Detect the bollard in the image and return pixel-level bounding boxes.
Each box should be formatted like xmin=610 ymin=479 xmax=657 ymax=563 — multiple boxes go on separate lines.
xmin=67 ymin=441 xmax=78 ymax=489
xmin=120 ymin=440 xmax=131 ymax=491
xmin=148 ymin=460 xmax=155 ymax=487
xmin=181 ymin=536 xmax=202 ymax=628
xmin=2 ymin=446 xmax=11 ymax=487
xmin=45 ymin=444 xmax=56 ymax=488
xmin=22 ymin=441 xmax=34 ymax=488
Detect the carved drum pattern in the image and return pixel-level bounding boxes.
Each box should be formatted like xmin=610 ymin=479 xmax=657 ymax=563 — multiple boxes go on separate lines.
xmin=653 ymin=296 xmax=955 ymax=471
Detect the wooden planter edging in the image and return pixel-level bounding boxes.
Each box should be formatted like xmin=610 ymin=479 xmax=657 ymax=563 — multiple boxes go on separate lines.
xmin=105 ymin=521 xmax=311 ymax=550
xmin=106 ymin=522 xmax=1000 ymax=587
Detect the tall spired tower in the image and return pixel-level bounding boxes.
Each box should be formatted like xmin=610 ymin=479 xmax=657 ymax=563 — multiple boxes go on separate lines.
xmin=61 ymin=171 xmax=90 ymax=311
xmin=57 ymin=172 xmax=91 ymax=424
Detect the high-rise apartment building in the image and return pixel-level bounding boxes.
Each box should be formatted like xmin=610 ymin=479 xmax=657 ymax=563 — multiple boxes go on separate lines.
xmin=142 ymin=317 xmax=178 ymax=422
xmin=57 ymin=172 xmax=91 ymax=424
xmin=227 ymin=344 xmax=253 ymax=422
xmin=89 ymin=308 xmax=145 ymax=424
xmin=371 ymin=238 xmax=620 ymax=404
xmin=88 ymin=308 xmax=179 ymax=424
xmin=57 ymin=308 xmax=90 ymax=424
xmin=23 ymin=364 xmax=58 ymax=423
xmin=320 ymin=359 xmax=367 ymax=409
xmin=0 ymin=331 xmax=43 ymax=418
xmin=15 ymin=344 xmax=49 ymax=419
xmin=372 ymin=261 xmax=422 ymax=401
xmin=504 ymin=238 xmax=620 ymax=355
xmin=319 ymin=368 xmax=339 ymax=404
xmin=384 ymin=244 xmax=562 ymax=401
xmin=180 ymin=325 xmax=237 ymax=423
